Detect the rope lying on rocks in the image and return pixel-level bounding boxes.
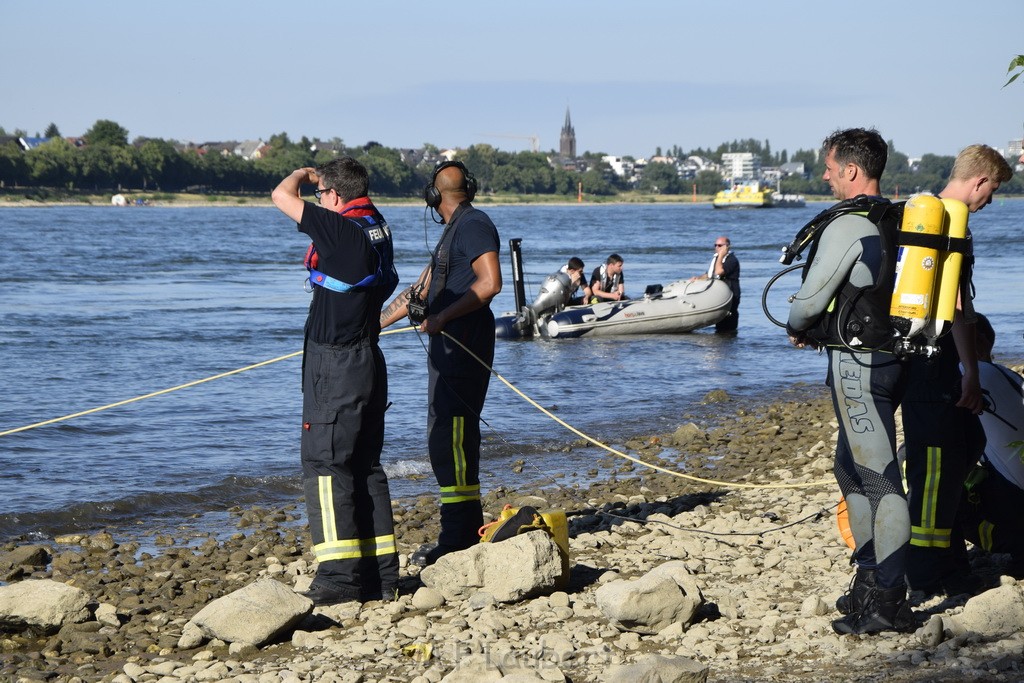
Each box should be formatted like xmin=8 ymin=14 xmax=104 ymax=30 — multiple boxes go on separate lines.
xmin=440 ymin=330 xmax=833 ymax=491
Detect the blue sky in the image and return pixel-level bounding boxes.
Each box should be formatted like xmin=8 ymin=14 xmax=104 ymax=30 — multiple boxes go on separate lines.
xmin=4 ymin=1 xmax=1022 ymax=159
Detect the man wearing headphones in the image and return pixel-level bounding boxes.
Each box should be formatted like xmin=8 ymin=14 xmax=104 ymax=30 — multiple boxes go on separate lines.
xmin=381 ymin=161 xmax=502 ymax=566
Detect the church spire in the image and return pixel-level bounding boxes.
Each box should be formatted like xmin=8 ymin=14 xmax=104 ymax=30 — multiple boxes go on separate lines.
xmin=559 ymin=107 xmax=576 ymax=158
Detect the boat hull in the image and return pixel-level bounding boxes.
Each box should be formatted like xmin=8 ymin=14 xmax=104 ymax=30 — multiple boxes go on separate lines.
xmin=543 ymin=279 xmax=732 ymax=338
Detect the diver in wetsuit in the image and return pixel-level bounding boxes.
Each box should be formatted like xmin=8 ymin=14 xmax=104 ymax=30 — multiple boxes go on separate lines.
xmin=786 ymin=128 xmax=916 ymax=636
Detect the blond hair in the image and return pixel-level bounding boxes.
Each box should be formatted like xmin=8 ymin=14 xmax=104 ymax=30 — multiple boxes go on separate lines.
xmin=950 ymin=144 xmax=1014 ymax=183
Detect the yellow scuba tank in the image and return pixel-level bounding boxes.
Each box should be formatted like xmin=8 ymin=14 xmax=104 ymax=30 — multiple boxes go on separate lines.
xmin=890 ymin=193 xmax=945 ymax=341
xmin=930 ymin=198 xmax=969 ymax=339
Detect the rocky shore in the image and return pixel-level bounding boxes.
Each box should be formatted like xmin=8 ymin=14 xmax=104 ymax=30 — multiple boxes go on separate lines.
xmin=2 ymin=386 xmax=1023 ymax=683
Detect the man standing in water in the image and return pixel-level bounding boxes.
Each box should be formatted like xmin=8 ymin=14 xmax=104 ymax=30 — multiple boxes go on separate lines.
xmin=786 ymin=128 xmax=916 ymax=635
xmin=271 ymin=157 xmax=400 ymax=605
xmin=689 ymin=235 xmax=740 ymax=333
xmin=380 ymin=161 xmax=502 ymax=567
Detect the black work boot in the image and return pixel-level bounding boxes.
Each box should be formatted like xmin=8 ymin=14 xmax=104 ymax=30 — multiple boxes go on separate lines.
xmin=836 ymin=567 xmax=876 ymax=615
xmin=832 ymin=584 xmax=918 ymax=635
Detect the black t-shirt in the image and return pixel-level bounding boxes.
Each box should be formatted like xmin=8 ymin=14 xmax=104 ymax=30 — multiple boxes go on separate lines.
xmin=299 ymin=202 xmax=385 ymax=345
xmin=427 ymin=205 xmax=500 ymax=323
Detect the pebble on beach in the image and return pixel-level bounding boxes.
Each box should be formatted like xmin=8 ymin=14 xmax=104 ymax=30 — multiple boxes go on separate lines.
xmin=1 ymin=389 xmax=1023 ymax=682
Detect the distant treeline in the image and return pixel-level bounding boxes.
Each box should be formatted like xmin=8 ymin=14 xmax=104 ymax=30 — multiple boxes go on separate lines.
xmin=2 ymin=120 xmax=1021 ymax=198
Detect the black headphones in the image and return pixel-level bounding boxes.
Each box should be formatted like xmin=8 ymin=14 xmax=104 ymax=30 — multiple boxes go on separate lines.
xmin=423 ymin=160 xmax=477 ymax=208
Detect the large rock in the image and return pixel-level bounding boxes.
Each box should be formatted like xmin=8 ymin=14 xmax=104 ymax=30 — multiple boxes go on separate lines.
xmin=604 ymin=654 xmax=709 ymax=683
xmin=949 ymin=584 xmax=1024 ymax=639
xmin=0 ymin=579 xmax=91 ymax=635
xmin=0 ymin=544 xmax=51 ymax=569
xmin=187 ymin=578 xmax=313 ymax=647
xmin=595 ymin=561 xmax=704 ymax=634
xmin=420 ymin=531 xmax=567 ymax=603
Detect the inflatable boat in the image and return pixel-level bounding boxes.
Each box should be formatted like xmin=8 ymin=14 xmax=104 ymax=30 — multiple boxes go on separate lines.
xmin=495 ymin=239 xmax=733 ymax=339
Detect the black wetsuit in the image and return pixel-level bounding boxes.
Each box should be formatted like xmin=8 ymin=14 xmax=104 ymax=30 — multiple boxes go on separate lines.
xmin=788 ymin=208 xmax=910 ymax=591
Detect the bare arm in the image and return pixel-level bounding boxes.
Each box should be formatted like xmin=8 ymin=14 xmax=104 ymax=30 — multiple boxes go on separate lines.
xmin=713 ymin=253 xmax=728 ymax=278
xmin=381 ymin=265 xmax=431 ymax=328
xmin=271 ymin=167 xmax=317 ymax=222
xmin=592 ymin=277 xmax=621 ymax=301
xmin=952 ymin=292 xmax=982 ymax=414
xmin=421 ymin=251 xmax=502 ymax=335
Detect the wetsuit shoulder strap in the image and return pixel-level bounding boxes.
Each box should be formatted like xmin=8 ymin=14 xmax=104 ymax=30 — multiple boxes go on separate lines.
xmin=782 ymin=195 xmax=887 ymax=266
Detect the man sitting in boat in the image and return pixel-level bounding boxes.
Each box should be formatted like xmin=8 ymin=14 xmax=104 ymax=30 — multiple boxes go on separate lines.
xmin=561 ymin=257 xmax=592 ymax=306
xmin=589 ymin=253 xmax=626 ymax=303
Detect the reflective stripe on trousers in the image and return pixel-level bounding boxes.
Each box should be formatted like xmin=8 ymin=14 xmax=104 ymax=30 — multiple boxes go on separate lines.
xmin=910 ymin=446 xmax=952 ymax=548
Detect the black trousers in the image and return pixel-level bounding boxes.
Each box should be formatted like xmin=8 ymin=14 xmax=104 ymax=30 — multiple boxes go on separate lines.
xmin=902 ymin=353 xmax=985 ymax=589
xmin=301 ymin=339 xmax=398 ymax=599
xmin=427 ymin=314 xmax=494 ymax=549
xmin=958 ymin=462 xmax=1024 ymax=560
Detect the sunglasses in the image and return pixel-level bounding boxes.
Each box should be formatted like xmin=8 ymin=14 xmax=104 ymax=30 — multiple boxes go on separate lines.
xmin=314 ymin=187 xmax=333 ymax=199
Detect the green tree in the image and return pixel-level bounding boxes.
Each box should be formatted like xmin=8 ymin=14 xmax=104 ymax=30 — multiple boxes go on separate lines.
xmin=79 ymin=143 xmax=138 ymax=190
xmin=637 ymin=161 xmax=682 ymax=194
xmin=84 ymin=119 xmax=130 ymax=147
xmin=693 ymin=169 xmax=724 ymax=195
xmin=579 ymin=163 xmax=615 ymax=196
xmin=460 ymin=144 xmax=504 ymax=193
xmin=358 ymin=145 xmax=414 ymax=196
xmin=44 ymin=122 xmax=61 ymax=138
xmin=916 ymin=153 xmax=955 ymax=180
xmin=0 ymin=139 xmax=29 ymax=186
xmin=26 ymin=138 xmax=80 ymax=187
xmin=137 ymin=138 xmax=179 ymax=190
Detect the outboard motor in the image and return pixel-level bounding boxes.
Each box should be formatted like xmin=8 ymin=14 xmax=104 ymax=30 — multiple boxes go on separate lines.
xmin=531 ymin=271 xmax=572 ymax=317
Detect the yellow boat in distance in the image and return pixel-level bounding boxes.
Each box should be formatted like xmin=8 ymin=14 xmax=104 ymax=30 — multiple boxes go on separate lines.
xmin=713 ymin=180 xmax=807 ymax=209
xmin=712 ymin=180 xmax=774 ymax=208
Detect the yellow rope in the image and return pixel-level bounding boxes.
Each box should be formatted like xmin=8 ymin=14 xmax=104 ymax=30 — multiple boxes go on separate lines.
xmin=0 ymin=326 xmax=416 ymax=438
xmin=0 ymin=321 xmax=832 ymax=492
xmin=441 ymin=331 xmax=832 ymax=490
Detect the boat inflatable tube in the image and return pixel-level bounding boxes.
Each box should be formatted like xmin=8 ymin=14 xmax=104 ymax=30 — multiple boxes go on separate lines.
xmin=545 ymin=279 xmax=732 ymax=338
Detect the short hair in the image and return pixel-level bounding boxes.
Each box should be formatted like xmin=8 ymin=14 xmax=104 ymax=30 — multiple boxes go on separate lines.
xmin=821 ymin=128 xmax=888 ymax=180
xmin=606 ymin=253 xmax=624 ymax=265
xmin=315 ymin=156 xmax=369 ymax=202
xmin=567 ymin=256 xmax=585 ymax=271
xmin=950 ymin=144 xmax=1014 ymax=183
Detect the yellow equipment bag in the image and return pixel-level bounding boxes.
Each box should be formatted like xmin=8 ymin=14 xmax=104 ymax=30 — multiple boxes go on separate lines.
xmin=480 ymin=504 xmax=570 ymax=588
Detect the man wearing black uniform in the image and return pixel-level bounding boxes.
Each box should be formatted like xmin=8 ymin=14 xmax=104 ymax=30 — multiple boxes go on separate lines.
xmin=381 ymin=161 xmax=502 ymax=566
xmin=272 ymin=157 xmax=400 ymax=605
xmin=902 ymin=144 xmax=1013 ymax=597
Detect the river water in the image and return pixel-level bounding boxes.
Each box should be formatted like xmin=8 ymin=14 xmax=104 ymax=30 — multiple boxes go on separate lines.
xmin=2 ymin=199 xmax=1022 ymax=543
